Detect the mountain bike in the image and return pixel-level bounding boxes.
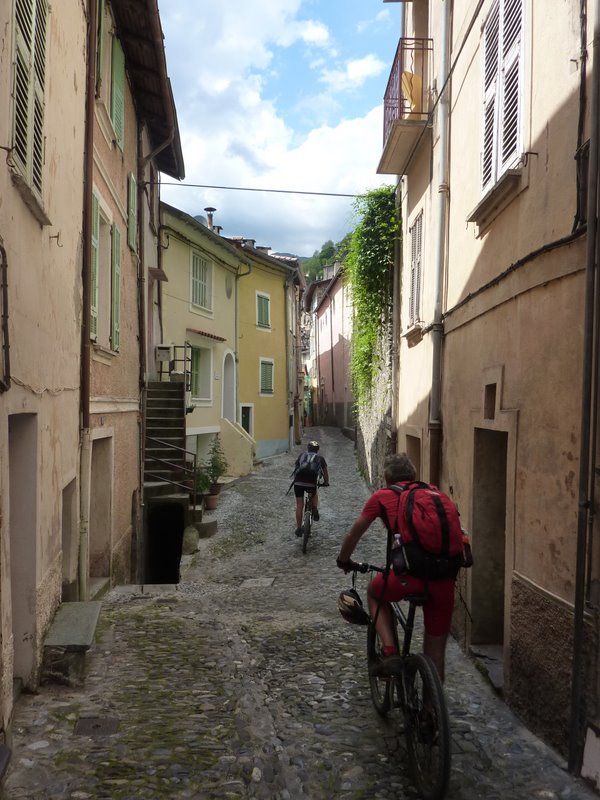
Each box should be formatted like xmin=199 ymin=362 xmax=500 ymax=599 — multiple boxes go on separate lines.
xmin=347 ymin=562 xmax=451 ymax=800
xmin=300 ymin=481 xmax=327 ymax=554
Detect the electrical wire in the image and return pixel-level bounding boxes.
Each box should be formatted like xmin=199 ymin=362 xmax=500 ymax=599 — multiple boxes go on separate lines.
xmin=157 ymin=181 xmax=360 ymax=198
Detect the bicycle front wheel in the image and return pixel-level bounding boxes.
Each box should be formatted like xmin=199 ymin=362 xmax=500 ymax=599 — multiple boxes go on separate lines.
xmin=402 ymin=653 xmax=450 ymax=800
xmin=301 ymin=509 xmax=311 ymax=554
xmin=366 ymin=624 xmax=392 ymax=716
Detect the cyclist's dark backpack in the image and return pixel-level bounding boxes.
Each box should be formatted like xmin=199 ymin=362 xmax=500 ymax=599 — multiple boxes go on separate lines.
xmin=294 ymin=451 xmax=321 ymax=482
xmin=384 ymin=481 xmax=472 ymax=580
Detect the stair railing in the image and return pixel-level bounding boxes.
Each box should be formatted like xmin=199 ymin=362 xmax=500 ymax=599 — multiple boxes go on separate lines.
xmin=144 ymin=436 xmax=197 ymax=511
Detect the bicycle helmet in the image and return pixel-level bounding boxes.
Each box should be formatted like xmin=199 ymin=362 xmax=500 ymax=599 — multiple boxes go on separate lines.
xmin=307 ymin=440 xmax=320 ymax=452
xmin=337 ymin=588 xmax=371 ymax=626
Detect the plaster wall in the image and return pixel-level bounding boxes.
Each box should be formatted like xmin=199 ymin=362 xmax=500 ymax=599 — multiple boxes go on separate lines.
xmin=0 ymin=2 xmax=86 ymax=720
xmin=238 ymin=261 xmax=289 ymax=458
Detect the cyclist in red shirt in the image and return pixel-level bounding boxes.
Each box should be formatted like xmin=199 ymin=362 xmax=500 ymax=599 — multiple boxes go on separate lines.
xmin=336 ymin=453 xmax=455 ymax=682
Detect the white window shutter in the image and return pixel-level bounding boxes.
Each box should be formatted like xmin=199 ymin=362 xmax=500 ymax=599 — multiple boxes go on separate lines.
xmin=482 ymin=3 xmax=500 ymax=192
xmin=499 ymin=0 xmax=522 ymax=171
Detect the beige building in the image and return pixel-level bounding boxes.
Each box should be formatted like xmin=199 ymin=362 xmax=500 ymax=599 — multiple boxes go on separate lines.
xmin=0 ymin=0 xmax=183 ymax=754
xmin=378 ymin=0 xmax=600 ymax=778
xmin=0 ymin=1 xmax=87 ymax=733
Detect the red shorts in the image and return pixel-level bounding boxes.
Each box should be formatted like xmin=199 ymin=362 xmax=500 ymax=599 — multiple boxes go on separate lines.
xmin=369 ymin=572 xmax=455 ymax=637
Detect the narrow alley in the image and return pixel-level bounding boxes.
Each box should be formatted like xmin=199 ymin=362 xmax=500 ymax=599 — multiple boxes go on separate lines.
xmin=2 ymin=427 xmax=596 ymax=800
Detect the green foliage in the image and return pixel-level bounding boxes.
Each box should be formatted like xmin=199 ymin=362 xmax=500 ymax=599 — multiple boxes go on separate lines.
xmin=194 ymin=464 xmax=211 ymax=495
xmin=345 ymin=186 xmax=399 ymax=405
xmin=205 ymin=434 xmax=228 ymax=484
xmin=302 ymin=237 xmax=350 ymax=282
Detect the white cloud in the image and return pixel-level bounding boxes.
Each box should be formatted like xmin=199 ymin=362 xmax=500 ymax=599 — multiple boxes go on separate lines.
xmin=319 ymin=55 xmax=386 ymax=93
xmin=158 ymin=0 xmax=395 ymax=255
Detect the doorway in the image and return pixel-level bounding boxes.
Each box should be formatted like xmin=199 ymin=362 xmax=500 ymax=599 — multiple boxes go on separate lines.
xmin=8 ymin=414 xmax=37 ymax=688
xmin=89 ymin=437 xmax=112 ymax=579
xmin=223 ymin=352 xmax=235 ymax=421
xmin=472 ymin=428 xmax=508 ymax=651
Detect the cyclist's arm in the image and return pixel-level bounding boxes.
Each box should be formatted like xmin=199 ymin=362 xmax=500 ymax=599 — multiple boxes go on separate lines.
xmin=337 ymin=513 xmax=372 ymax=564
xmin=321 ymin=465 xmax=330 ymax=485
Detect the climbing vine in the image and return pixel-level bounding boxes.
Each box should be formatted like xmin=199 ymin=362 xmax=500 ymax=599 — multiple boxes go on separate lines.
xmin=345 ymin=186 xmax=399 ymax=406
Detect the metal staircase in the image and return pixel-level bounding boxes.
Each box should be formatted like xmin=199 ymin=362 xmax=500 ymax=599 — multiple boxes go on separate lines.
xmin=143 ymin=380 xmax=197 ymax=513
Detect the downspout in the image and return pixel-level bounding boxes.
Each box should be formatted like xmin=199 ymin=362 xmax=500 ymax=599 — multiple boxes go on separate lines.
xmin=390 ymin=0 xmax=405 ymax=451
xmin=234 ymin=260 xmax=252 ymax=427
xmin=79 ymin=0 xmax=98 ymax=601
xmin=428 ymin=0 xmax=451 ymax=486
xmin=136 ymin=127 xmax=146 ymax=585
xmin=0 ymin=242 xmax=10 ymax=392
xmin=569 ymin=7 xmax=600 ymax=774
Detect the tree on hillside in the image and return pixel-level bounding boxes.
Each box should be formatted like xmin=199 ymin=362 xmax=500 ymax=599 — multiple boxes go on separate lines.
xmin=302 ymin=237 xmax=350 ymax=282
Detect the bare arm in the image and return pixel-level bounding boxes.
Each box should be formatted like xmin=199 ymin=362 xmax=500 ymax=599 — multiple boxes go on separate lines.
xmin=337 ymin=513 xmax=372 ymax=563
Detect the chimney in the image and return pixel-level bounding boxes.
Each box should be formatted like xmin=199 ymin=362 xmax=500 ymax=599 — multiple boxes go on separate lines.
xmin=204 ymin=206 xmax=216 ymax=230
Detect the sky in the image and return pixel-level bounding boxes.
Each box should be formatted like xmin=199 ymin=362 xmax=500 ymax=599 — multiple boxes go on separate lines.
xmin=157 ymin=0 xmax=400 ymax=257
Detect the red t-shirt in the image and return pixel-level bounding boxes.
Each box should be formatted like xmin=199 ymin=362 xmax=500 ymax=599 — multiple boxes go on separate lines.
xmin=362 ymin=485 xmax=404 ymax=531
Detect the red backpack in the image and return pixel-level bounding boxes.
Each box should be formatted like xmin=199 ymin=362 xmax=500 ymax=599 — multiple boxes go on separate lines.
xmin=386 ymin=481 xmax=469 ymax=579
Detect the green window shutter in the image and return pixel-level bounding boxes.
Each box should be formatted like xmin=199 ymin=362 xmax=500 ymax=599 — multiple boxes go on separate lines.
xmin=111 ymin=224 xmax=121 ymax=350
xmin=127 ymin=173 xmax=137 ymax=250
xmin=90 ymin=194 xmax=99 ymax=340
xmin=111 ymin=37 xmax=125 ymax=149
xmin=260 ymin=360 xmax=273 ymax=394
xmin=96 ymin=0 xmax=105 ymax=95
xmin=191 ymin=348 xmax=200 ymax=397
xmin=257 ymin=294 xmax=270 ymax=327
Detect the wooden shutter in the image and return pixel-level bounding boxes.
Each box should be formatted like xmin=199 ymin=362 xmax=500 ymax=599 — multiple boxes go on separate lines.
xmin=191 ymin=252 xmax=210 ymax=308
xmin=499 ymin=0 xmax=522 ymax=172
xmin=90 ymin=194 xmax=99 ymax=340
xmin=127 ymin=173 xmax=137 ymax=250
xmin=111 ymin=37 xmax=125 ymax=149
xmin=191 ymin=349 xmax=200 ymax=397
xmin=257 ymin=294 xmax=270 ymax=327
xmin=409 ymin=212 xmax=422 ymax=325
xmin=482 ymin=3 xmax=500 ymax=192
xmin=13 ymin=0 xmax=47 ymax=193
xmin=260 ymin=361 xmax=274 ymax=393
xmin=111 ymin=225 xmax=121 ymax=350
xmin=96 ymin=0 xmax=105 ymax=95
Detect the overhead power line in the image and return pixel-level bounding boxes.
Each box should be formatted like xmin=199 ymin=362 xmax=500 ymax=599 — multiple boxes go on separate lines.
xmin=158 ymin=181 xmax=359 ymax=198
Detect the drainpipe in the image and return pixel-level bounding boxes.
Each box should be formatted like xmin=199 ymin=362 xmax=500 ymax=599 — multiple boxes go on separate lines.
xmin=569 ymin=8 xmax=600 ymax=775
xmin=234 ymin=260 xmax=252 ymax=427
xmin=136 ymin=128 xmax=146 ymax=585
xmin=0 ymin=241 xmax=10 ymax=392
xmin=428 ymin=0 xmax=451 ymax=486
xmin=79 ymin=0 xmax=98 ymax=601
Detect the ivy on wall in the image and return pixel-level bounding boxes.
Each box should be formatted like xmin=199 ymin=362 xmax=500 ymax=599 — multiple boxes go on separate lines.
xmin=345 ymin=186 xmax=399 ymax=406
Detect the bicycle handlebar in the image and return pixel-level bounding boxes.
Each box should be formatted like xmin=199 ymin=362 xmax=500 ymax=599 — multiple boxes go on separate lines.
xmin=337 ymin=559 xmax=384 ymax=574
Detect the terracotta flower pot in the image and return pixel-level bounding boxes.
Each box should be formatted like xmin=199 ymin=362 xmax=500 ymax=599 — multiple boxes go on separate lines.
xmin=204 ymin=493 xmax=219 ymax=510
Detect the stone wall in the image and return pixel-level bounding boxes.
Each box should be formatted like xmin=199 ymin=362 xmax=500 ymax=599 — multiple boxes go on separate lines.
xmin=355 ymin=327 xmax=394 ymax=490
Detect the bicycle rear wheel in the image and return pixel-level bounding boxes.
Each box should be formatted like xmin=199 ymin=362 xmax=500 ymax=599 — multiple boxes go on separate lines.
xmin=301 ymin=509 xmax=311 ymax=554
xmin=366 ymin=624 xmax=392 ymax=716
xmin=402 ymin=653 xmax=450 ymax=800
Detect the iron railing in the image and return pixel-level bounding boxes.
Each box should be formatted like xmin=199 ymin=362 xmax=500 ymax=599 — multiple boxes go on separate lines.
xmin=144 ymin=436 xmax=198 ymax=510
xmin=383 ymin=37 xmax=433 ymax=147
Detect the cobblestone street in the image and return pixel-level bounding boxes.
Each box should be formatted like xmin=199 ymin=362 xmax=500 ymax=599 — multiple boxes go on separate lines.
xmin=2 ymin=426 xmax=597 ymax=799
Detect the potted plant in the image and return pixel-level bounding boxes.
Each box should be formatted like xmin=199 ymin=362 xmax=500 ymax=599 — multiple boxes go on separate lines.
xmin=205 ymin=434 xmax=228 ymax=495
xmin=194 ymin=464 xmax=211 ymax=498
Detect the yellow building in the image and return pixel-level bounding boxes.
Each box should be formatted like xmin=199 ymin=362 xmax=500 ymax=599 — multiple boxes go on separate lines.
xmin=234 ymin=242 xmax=302 ymax=460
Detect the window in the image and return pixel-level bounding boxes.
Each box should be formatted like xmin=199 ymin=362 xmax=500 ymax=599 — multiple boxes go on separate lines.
xmin=481 ymin=0 xmax=523 ymax=193
xmin=95 ymin=1 xmax=125 ymax=149
xmin=408 ymin=212 xmax=423 ymax=326
xmin=240 ymin=404 xmax=253 ymax=435
xmin=12 ymin=0 xmax=48 ymax=200
xmin=191 ymin=251 xmax=212 ymax=311
xmin=191 ymin=346 xmax=212 ymax=401
xmin=91 ymin=192 xmax=121 ymax=351
xmin=127 ymin=173 xmax=137 ymax=250
xmin=259 ymin=359 xmax=274 ymax=394
xmin=256 ymin=292 xmax=271 ymax=328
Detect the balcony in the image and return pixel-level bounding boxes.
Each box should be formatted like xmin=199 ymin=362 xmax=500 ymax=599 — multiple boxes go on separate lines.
xmin=377 ymin=38 xmax=433 ymax=176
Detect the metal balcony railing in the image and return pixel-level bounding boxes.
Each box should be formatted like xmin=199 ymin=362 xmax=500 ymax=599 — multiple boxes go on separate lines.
xmin=383 ymin=38 xmax=433 ymax=147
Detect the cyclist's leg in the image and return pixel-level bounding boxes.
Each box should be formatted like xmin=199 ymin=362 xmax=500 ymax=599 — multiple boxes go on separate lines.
xmin=367 ymin=576 xmax=397 ymax=649
xmin=310 ymin=487 xmax=318 ymax=512
xmin=421 ymin=578 xmax=455 ymax=683
xmin=294 ymin=486 xmax=304 ymax=529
